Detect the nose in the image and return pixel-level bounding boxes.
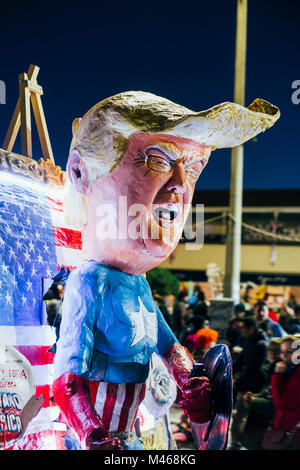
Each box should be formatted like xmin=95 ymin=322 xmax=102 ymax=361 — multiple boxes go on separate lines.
xmin=165 ymin=161 xmax=187 ymax=194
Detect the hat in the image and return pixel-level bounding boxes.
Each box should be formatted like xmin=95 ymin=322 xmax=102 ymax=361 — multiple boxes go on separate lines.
xmin=73 ymin=91 xmax=280 ymax=151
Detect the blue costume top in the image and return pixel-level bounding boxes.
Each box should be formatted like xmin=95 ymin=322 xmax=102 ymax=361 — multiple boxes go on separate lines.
xmin=54 ymin=261 xmax=178 ymax=384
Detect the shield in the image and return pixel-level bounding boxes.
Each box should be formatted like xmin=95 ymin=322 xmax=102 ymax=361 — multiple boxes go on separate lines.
xmin=189 ymin=343 xmax=232 ymax=450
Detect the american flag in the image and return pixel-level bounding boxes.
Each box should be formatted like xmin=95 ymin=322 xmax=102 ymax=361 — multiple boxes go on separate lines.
xmin=0 ymin=170 xmax=83 ymax=449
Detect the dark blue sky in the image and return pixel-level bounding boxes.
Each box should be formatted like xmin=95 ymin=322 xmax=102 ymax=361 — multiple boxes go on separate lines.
xmin=1 ymin=0 xmax=299 ymax=190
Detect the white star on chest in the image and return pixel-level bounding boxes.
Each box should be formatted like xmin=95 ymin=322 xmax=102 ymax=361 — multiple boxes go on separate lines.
xmin=130 ymin=296 xmax=157 ymax=347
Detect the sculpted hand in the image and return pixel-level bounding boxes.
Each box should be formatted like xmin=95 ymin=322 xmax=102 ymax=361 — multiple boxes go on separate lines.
xmin=178 ymin=376 xmax=212 ymax=423
xmin=85 ymin=429 xmax=123 ymax=450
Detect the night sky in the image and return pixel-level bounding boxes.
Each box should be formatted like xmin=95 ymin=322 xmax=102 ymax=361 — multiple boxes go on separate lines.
xmin=0 ymin=0 xmax=299 ymax=190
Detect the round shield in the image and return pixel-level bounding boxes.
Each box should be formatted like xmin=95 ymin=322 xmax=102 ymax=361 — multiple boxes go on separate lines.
xmin=0 ymin=340 xmax=35 ymax=449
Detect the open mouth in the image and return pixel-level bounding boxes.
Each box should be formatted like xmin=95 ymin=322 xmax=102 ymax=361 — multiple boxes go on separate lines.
xmin=152 ymin=203 xmax=180 ymax=224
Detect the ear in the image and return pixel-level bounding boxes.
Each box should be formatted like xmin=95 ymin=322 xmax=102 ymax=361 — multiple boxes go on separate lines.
xmin=67 ymin=150 xmax=89 ymax=195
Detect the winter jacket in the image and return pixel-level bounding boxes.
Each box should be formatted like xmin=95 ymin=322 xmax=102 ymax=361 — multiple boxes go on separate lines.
xmin=271 ymin=364 xmax=300 ymax=431
xmin=233 ymin=330 xmax=268 ymax=393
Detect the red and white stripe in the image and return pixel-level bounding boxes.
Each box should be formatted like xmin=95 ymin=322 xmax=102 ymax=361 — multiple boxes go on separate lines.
xmin=89 ymin=382 xmax=146 ymax=433
xmin=47 ymin=189 xmax=84 ymax=271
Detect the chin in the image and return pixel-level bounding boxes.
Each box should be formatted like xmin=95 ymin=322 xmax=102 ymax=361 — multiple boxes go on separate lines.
xmin=140 ymin=208 xmax=183 ymax=259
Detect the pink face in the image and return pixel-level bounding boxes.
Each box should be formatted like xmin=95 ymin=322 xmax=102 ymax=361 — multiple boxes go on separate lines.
xmin=81 ymin=132 xmax=212 ymax=274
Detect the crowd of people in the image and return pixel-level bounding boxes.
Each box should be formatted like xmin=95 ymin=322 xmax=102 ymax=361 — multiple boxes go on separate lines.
xmin=152 ymin=286 xmax=300 ymax=450
xmin=44 ymin=278 xmax=300 ymax=451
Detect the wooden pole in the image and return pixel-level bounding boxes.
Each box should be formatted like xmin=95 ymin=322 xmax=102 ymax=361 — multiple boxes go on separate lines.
xmin=19 ymin=73 xmax=32 ymax=158
xmin=224 ymin=0 xmax=248 ymax=303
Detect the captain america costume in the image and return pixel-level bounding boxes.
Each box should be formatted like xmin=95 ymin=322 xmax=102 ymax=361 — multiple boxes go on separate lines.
xmin=53 ymin=260 xmax=179 ymax=440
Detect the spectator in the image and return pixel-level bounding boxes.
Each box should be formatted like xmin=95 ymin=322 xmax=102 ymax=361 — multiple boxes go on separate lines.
xmin=153 ymin=291 xmax=175 ymax=331
xmin=187 ymin=284 xmax=205 ymax=306
xmin=286 ymin=305 xmax=300 ymax=334
xmin=230 ymin=338 xmax=281 ymax=450
xmin=270 ymin=335 xmax=300 ymax=445
xmin=226 ymin=303 xmax=246 ymax=350
xmin=172 ymin=291 xmax=188 ymax=337
xmin=254 ymin=301 xmax=287 ymax=338
xmin=194 ymin=322 xmax=219 ymax=361
xmin=233 ymin=316 xmax=268 ymax=397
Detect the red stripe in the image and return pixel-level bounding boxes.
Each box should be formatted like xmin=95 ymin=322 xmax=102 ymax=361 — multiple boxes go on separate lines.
xmin=36 ymin=384 xmax=56 ymax=408
xmin=130 ymin=383 xmax=146 ymax=431
xmin=53 ymin=226 xmax=82 ymax=250
xmin=101 ymin=383 xmax=119 ymax=430
xmin=117 ymin=383 xmax=136 ymax=432
xmin=47 ymin=196 xmax=63 ymax=212
xmin=88 ymin=381 xmax=100 ymax=406
xmin=14 ymin=346 xmax=55 ymax=366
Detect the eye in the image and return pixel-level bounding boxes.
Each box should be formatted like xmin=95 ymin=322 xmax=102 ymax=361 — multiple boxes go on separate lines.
xmin=185 ymin=159 xmax=207 ymax=181
xmin=147 ymin=155 xmax=173 ymax=173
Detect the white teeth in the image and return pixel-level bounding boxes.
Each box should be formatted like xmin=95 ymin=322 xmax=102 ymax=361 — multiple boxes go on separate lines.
xmin=152 ymin=204 xmax=180 ymax=222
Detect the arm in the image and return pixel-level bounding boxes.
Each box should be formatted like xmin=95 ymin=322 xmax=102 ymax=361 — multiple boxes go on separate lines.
xmin=53 ymin=268 xmax=121 ymax=450
xmin=155 ymin=307 xmax=211 ymax=423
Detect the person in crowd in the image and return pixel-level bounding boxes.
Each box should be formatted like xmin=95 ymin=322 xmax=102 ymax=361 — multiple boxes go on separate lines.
xmin=286 ymin=305 xmax=300 ymax=334
xmin=229 ymin=338 xmax=281 ymax=450
xmin=152 ymin=291 xmax=176 ymax=332
xmin=187 ymin=285 xmax=205 ymax=307
xmin=226 ymin=302 xmax=246 ymax=350
xmin=254 ymin=300 xmax=286 ymax=338
xmin=269 ymin=335 xmax=300 ymax=448
xmin=172 ymin=291 xmax=188 ymax=338
xmin=233 ymin=316 xmax=268 ymax=398
xmin=278 ymin=303 xmax=300 ymax=334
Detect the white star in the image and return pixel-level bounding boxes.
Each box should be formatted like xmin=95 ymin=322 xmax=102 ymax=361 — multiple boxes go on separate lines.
xmin=35 ymin=230 xmax=41 ymax=240
xmin=2 ymin=263 xmax=9 ymax=274
xmin=12 ymin=277 xmax=17 ymax=288
xmin=13 ymin=213 xmax=18 ymax=224
xmin=18 ymin=263 xmax=24 ymax=275
xmin=130 ymin=297 xmax=157 ymax=347
xmin=46 ymin=267 xmax=52 ymax=278
xmin=41 ymin=219 xmax=46 ymax=229
xmin=0 ymin=237 xmax=4 ymax=247
xmin=21 ymin=294 xmax=27 ymax=306
xmin=19 ymin=203 xmax=25 ymax=213
xmin=5 ymin=292 xmax=12 ymax=306
xmin=31 ymin=264 xmax=37 ymax=276
xmin=9 ymin=247 xmax=16 ymax=260
xmin=37 ymin=254 xmax=43 ymax=264
xmin=24 ymin=251 xmax=31 ymax=262
xmin=16 ymin=240 xmax=22 ymax=250
xmin=43 ymin=243 xmax=49 ymax=253
xmin=26 ymin=216 xmax=31 ymax=225
xmin=33 ymin=206 xmax=38 ymax=215
xmin=6 ymin=225 xmax=12 ymax=235
xmin=28 ymin=240 xmax=35 ymax=252
xmin=26 ymin=279 xmax=33 ymax=292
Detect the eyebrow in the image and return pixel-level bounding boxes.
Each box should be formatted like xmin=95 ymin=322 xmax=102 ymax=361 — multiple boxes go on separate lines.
xmin=146 ymin=146 xmax=179 ymax=161
xmin=146 ymin=144 xmax=208 ymax=168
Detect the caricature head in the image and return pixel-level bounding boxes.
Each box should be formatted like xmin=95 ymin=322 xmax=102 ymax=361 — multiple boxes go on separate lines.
xmin=65 ymin=91 xmax=279 ymax=274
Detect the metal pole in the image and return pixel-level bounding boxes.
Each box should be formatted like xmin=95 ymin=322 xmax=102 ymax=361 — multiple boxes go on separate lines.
xmin=224 ymin=0 xmax=248 ymax=303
